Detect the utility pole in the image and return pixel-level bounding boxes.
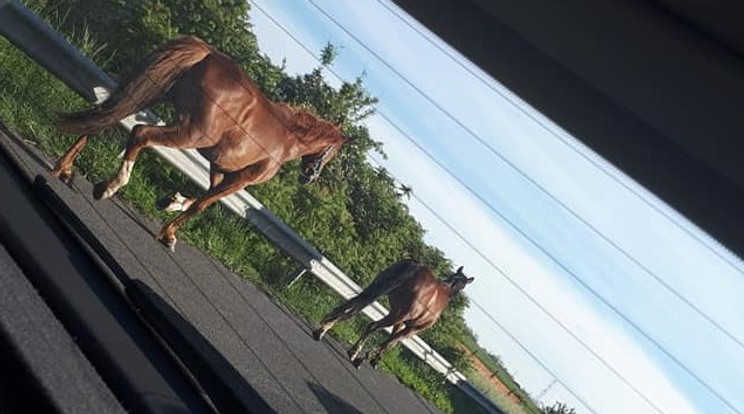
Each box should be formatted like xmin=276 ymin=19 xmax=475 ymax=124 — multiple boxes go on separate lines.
xmin=535 ymin=378 xmax=558 ymax=401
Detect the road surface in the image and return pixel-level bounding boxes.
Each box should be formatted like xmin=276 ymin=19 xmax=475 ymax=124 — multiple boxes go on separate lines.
xmin=0 ymin=123 xmax=444 ymax=414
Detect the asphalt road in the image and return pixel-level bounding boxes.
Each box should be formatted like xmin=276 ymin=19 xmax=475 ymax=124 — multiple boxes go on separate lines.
xmin=0 ymin=126 xmax=444 ymax=414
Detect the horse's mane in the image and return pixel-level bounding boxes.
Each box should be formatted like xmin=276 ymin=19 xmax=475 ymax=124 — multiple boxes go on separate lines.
xmin=275 ymin=103 xmax=339 ymax=141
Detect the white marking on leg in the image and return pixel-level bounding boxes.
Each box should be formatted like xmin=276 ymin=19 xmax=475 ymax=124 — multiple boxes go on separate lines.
xmin=317 ymin=322 xmax=333 ymax=340
xmin=163 ymin=192 xmax=195 ymax=212
xmin=102 ymin=160 xmax=134 ymax=199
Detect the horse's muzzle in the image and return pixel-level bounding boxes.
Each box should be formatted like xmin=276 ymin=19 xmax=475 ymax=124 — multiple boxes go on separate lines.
xmin=299 ymin=160 xmax=322 ymax=184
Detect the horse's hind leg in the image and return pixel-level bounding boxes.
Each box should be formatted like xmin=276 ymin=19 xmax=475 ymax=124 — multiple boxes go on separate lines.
xmin=313 ymin=291 xmax=377 ymax=341
xmin=51 ymin=135 xmax=88 ymax=183
xmin=94 ymin=122 xmax=198 ymax=200
xmin=313 ymin=284 xmax=387 ymax=341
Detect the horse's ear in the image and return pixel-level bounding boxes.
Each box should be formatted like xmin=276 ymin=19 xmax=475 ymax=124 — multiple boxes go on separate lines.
xmin=466 ymin=277 xmax=475 ymax=284
xmin=456 ymin=266 xmax=464 ymax=274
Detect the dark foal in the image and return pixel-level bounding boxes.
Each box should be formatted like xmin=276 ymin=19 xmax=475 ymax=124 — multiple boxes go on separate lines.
xmin=53 ymin=35 xmax=351 ymax=251
xmin=313 ymin=259 xmax=474 ymax=368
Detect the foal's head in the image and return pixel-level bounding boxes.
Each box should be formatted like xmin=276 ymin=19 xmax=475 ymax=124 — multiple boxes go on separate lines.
xmin=293 ymin=113 xmax=353 ymax=185
xmin=443 ymin=266 xmax=474 ymax=295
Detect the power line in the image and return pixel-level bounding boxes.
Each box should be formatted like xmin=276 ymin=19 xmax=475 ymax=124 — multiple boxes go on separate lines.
xmin=374 ymin=0 xmax=744 ymax=277
xmin=249 ymin=2 xmax=741 ymax=413
xmin=299 ymin=2 xmax=743 ymax=410
xmin=373 ymin=102 xmax=740 ymax=414
xmin=471 ymin=300 xmax=597 ymax=414
xmin=305 ymin=0 xmax=744 ymax=355
xmin=250 ymin=3 xmax=600 ymax=411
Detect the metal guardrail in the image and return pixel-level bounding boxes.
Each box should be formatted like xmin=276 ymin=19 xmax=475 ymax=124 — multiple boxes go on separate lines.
xmin=0 ymin=2 xmax=504 ymax=412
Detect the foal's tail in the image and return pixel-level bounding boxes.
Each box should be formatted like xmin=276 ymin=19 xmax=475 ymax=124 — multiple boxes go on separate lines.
xmin=56 ymin=36 xmax=212 ymax=135
xmin=357 ymin=259 xmax=420 ymax=302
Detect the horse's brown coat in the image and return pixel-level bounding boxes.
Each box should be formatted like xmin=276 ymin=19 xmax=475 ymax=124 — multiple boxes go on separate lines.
xmin=53 ymin=36 xmax=350 ymax=250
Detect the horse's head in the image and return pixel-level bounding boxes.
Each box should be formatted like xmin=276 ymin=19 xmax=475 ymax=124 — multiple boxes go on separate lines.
xmin=444 ymin=266 xmax=474 ymax=295
xmin=298 ymin=127 xmax=353 ymax=185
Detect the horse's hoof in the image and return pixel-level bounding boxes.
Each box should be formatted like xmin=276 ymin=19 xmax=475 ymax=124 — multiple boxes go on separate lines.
xmin=60 ymin=171 xmax=75 ymax=185
xmin=156 ymin=192 xmax=187 ymax=212
xmin=352 ymin=357 xmax=364 ymax=369
xmin=92 ymin=181 xmax=110 ymax=200
xmin=312 ymin=329 xmax=325 ymax=341
xmin=51 ymin=167 xmax=73 ymax=184
xmin=347 ymin=348 xmax=357 ymax=361
xmin=370 ymin=358 xmax=380 ymax=370
xmin=156 ymin=196 xmax=171 ymax=210
xmin=156 ymin=234 xmax=177 ymax=252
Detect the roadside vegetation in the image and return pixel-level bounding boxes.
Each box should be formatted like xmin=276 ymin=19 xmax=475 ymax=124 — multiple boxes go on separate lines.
xmin=0 ymin=1 xmax=559 ymax=413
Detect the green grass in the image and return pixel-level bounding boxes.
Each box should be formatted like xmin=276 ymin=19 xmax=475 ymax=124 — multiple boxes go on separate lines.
xmin=0 ymin=32 xmax=498 ymax=414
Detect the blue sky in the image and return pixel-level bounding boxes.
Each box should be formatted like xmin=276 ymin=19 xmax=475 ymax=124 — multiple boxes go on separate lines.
xmin=247 ymin=1 xmax=744 ymax=413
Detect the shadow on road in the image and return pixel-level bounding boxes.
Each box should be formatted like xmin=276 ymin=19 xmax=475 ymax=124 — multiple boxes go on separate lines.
xmin=127 ymin=279 xmax=278 ymax=414
xmin=308 ymin=381 xmax=365 ymax=414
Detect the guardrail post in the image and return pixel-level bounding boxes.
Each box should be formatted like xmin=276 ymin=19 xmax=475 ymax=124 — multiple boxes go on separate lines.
xmin=285 ymin=267 xmax=307 ymax=288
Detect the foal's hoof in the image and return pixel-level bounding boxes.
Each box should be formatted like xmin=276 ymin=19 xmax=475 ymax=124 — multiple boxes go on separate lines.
xmin=92 ymin=181 xmax=111 ymax=200
xmin=351 ymin=357 xmax=364 ymax=369
xmin=312 ymin=329 xmax=325 ymax=341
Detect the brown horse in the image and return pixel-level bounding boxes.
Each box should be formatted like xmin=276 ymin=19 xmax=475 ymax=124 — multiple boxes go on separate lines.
xmin=313 ymin=259 xmax=474 ymax=368
xmin=52 ymin=36 xmax=351 ymax=250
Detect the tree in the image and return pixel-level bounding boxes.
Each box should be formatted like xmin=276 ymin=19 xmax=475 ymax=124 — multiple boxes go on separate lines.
xmin=397 ymin=184 xmax=413 ymax=200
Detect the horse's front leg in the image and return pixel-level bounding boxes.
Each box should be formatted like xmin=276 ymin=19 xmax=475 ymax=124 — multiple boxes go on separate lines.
xmin=157 ymin=162 xmax=272 ymax=251
xmin=51 ymin=135 xmax=88 ymax=183
xmin=348 ymin=312 xmax=402 ymax=368
xmin=157 ymin=165 xmax=224 ymax=212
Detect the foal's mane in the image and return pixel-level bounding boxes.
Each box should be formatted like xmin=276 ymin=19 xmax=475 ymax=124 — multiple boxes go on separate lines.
xmin=274 ymin=103 xmax=339 ymax=141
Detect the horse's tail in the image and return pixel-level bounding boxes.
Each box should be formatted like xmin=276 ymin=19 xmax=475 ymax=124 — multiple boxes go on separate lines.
xmin=56 ymin=36 xmax=212 ymax=135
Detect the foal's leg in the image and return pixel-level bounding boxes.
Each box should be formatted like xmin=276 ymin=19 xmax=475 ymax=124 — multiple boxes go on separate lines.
xmin=348 ymin=312 xmax=403 ymax=368
xmin=156 ymin=161 xmax=274 ymax=251
xmin=367 ymin=323 xmax=428 ymax=369
xmin=313 ymin=294 xmax=375 ymax=341
xmin=51 ymin=135 xmax=89 ymax=183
